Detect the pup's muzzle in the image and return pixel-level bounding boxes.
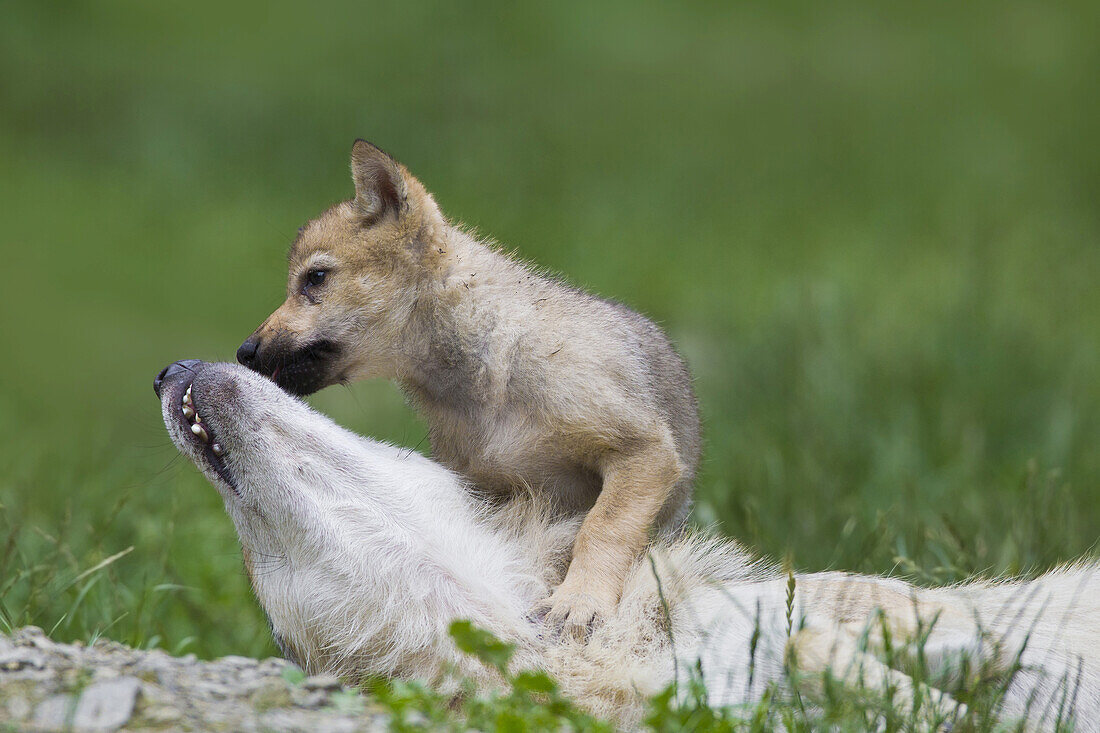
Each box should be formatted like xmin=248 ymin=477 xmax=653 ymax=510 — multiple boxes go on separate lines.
xmin=234 ymin=334 xmax=341 ymax=396
xmin=153 ymin=359 xmax=206 ymax=397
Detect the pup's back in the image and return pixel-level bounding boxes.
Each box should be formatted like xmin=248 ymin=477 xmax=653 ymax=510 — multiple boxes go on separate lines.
xmin=403 ymin=231 xmax=701 ymax=530
xmin=597 ymin=294 xmax=701 ymax=528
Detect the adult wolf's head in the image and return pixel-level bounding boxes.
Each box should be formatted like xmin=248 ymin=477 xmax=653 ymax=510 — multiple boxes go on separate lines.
xmin=153 ymin=359 xmax=471 ymax=539
xmin=236 ymin=140 xmax=447 ymax=395
xmin=152 ymin=359 xmax=454 ymax=590
xmin=153 ymin=360 xmax=551 ymax=679
xmin=152 ymin=360 xmax=372 ymax=512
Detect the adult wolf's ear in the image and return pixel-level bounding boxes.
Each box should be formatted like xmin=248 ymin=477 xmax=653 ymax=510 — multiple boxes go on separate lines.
xmin=350 ymin=139 xmax=408 ymax=221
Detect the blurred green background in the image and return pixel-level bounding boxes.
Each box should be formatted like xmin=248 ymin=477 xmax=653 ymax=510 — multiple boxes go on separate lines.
xmin=1 ymin=1 xmax=1098 ymax=659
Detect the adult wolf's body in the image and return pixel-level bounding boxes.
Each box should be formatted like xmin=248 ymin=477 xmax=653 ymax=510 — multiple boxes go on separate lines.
xmin=157 ymin=361 xmax=1100 ymax=730
xmin=236 ymin=141 xmax=701 ymax=637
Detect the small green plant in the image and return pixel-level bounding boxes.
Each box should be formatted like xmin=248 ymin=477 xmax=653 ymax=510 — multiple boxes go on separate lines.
xmin=280 ymin=665 xmax=306 ymax=686
xmin=367 ymin=620 xmax=613 ymax=732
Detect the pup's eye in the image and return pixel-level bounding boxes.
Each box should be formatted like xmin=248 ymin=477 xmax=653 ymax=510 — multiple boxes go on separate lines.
xmin=306 ymin=270 xmax=327 ymax=287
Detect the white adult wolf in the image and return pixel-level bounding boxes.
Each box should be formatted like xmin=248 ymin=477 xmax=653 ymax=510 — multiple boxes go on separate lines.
xmin=156 ymin=360 xmax=1100 ymax=729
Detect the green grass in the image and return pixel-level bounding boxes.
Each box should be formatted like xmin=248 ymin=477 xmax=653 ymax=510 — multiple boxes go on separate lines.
xmin=1 ymin=0 xmax=1099 ymax=726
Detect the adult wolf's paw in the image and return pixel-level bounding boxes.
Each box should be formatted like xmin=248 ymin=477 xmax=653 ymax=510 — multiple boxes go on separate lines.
xmin=529 ymin=589 xmax=612 ymax=643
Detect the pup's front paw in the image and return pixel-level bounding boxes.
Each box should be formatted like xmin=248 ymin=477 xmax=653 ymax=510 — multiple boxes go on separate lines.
xmin=529 ymin=589 xmax=612 ymax=643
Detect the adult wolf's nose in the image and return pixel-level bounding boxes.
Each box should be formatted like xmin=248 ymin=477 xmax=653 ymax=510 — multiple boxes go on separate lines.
xmin=236 ymin=338 xmax=260 ymax=368
xmin=153 ymin=359 xmax=204 ymax=397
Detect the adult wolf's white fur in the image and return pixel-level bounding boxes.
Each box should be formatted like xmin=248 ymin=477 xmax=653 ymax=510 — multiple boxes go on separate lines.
xmin=160 ymin=362 xmax=1100 ymax=729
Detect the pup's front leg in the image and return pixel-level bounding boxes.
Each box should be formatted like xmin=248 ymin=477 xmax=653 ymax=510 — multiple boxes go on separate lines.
xmin=532 ymin=568 xmax=619 ymax=642
xmin=532 ymin=435 xmax=683 ymax=641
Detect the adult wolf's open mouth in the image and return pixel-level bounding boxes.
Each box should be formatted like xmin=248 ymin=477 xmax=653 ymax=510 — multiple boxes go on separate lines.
xmin=177 ymin=378 xmax=236 ymax=491
xmin=156 ymin=360 xmax=238 ymax=493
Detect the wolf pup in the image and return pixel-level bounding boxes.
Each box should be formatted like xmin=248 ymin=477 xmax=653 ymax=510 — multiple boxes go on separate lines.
xmin=236 ymin=140 xmax=701 ymax=640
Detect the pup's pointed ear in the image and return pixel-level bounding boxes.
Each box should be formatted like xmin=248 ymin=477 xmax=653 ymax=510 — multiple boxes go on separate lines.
xmin=350 ymin=139 xmax=408 ymax=220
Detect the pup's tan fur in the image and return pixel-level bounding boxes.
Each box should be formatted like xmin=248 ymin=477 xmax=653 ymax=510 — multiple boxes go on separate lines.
xmin=239 ymin=140 xmax=701 ymax=638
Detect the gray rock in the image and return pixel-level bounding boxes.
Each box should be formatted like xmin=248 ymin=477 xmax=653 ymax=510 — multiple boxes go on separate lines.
xmin=0 ymin=645 xmax=47 ymax=670
xmin=261 ymin=709 xmax=361 ymax=732
xmin=292 ymin=689 xmax=329 ymax=708
xmin=0 ymin=627 xmax=387 ymax=731
xmin=5 ymin=694 xmax=32 ymax=721
xmin=258 ymin=656 xmax=292 ymax=674
xmin=92 ymin=666 xmax=121 ymax=681
xmin=32 ymin=693 xmax=76 ymax=730
xmin=220 ymin=654 xmax=259 ymax=667
xmin=141 ymin=704 xmax=184 ymax=724
xmin=72 ymin=676 xmax=141 ymax=731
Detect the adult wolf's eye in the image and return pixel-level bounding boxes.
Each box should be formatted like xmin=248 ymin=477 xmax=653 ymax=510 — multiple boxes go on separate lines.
xmin=306 ymin=269 xmax=327 ymax=287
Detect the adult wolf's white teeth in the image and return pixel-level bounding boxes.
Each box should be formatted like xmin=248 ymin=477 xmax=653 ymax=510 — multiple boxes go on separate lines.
xmin=211 ymin=443 xmax=223 ymax=456
xmin=183 ymin=392 xmax=192 ymax=406
xmin=182 ymin=406 xmax=195 ymax=419
xmin=191 ymin=424 xmax=209 ymax=442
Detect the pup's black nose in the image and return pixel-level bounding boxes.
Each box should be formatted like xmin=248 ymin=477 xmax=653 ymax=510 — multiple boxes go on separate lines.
xmin=153 ymin=359 xmax=204 ymax=398
xmin=236 ymin=338 xmax=260 ymax=367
